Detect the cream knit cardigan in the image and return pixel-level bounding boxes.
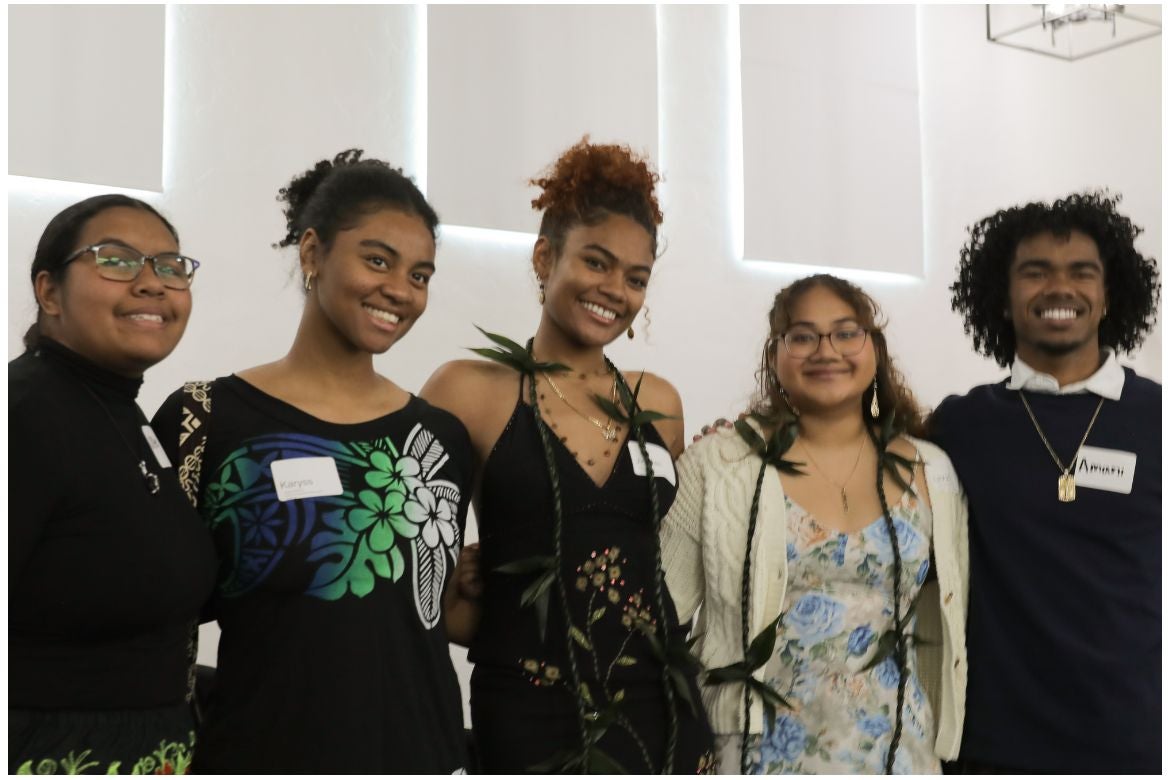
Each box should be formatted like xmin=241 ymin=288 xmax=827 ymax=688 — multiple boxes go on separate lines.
xmin=660 ymin=424 xmax=970 ymax=760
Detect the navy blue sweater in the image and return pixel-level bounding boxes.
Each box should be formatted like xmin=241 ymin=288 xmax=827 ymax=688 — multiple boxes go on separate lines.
xmin=931 ymin=369 xmax=1160 ymax=773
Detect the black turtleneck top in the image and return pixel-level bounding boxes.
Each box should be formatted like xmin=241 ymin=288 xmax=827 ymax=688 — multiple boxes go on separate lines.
xmin=8 ymin=338 xmax=217 ymax=710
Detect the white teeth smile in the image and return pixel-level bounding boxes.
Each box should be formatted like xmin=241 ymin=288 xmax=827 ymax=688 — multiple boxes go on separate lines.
xmin=581 ymin=301 xmax=618 ymax=322
xmin=1040 ymin=308 xmax=1078 ymax=320
xmin=363 ymin=305 xmax=400 ymax=324
xmin=127 ymin=313 xmax=163 ymax=324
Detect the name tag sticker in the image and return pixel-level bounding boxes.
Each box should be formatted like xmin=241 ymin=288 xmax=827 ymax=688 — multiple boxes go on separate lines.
xmin=1074 ymin=445 xmax=1136 ymax=495
xmin=270 ymin=457 xmax=343 ymax=502
xmin=628 ymin=442 xmax=677 ymax=486
xmin=141 ymin=425 xmax=172 ymax=469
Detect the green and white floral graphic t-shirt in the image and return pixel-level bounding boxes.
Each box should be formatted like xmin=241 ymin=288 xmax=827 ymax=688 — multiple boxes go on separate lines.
xmin=153 ymin=376 xmax=472 ymax=774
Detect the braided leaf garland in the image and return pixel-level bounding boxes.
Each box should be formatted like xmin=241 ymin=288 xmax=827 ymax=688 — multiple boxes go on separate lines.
xmin=474 ymin=329 xmax=686 ymax=773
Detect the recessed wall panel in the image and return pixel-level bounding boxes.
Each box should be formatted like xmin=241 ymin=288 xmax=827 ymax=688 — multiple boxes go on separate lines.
xmin=741 ymin=5 xmax=924 ymax=276
xmin=9 ymin=5 xmax=165 ymax=191
xmin=428 ymin=5 xmax=658 ymax=234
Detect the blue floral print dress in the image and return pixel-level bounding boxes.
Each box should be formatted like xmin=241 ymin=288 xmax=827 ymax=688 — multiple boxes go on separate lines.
xmin=739 ymin=481 xmax=940 ymax=774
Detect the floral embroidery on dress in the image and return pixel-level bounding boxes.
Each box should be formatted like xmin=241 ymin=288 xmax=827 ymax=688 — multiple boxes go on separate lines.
xmin=16 ymin=733 xmax=195 ymax=775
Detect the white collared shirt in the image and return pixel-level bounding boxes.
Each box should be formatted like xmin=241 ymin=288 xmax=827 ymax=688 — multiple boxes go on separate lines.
xmin=1006 ymin=349 xmax=1124 ymax=400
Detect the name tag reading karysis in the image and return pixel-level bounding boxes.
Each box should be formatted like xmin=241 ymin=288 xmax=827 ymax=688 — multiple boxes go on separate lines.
xmin=1074 ymin=445 xmax=1136 ymax=495
xmin=270 ymin=456 xmax=344 ymax=502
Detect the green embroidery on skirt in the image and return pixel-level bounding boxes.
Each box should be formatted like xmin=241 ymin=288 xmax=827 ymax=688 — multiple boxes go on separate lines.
xmin=17 ymin=732 xmax=195 ymax=775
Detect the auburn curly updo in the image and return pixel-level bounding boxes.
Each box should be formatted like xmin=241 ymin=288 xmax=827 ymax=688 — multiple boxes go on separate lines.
xmin=530 ymin=137 xmax=662 ymax=258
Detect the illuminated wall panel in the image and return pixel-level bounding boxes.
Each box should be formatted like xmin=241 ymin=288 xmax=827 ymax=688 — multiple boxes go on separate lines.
xmin=740 ymin=5 xmax=924 ymax=276
xmin=428 ymin=5 xmax=659 ymax=234
xmin=9 ymin=5 xmax=165 ymax=191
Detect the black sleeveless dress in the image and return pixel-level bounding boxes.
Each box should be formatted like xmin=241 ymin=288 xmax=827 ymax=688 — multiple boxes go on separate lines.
xmin=469 ymin=377 xmax=714 ymax=773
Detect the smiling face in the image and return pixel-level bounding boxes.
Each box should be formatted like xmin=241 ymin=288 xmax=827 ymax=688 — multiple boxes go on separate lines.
xmin=301 ymin=206 xmax=436 ymax=355
xmin=1008 ymin=229 xmax=1106 ymax=367
xmin=772 ymin=284 xmax=877 ymax=415
xmin=35 ymin=206 xmax=191 ymax=377
xmin=533 ymin=213 xmax=653 ymax=348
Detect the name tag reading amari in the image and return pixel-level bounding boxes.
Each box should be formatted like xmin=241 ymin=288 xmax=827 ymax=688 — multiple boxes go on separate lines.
xmin=628 ymin=442 xmax=677 ymax=486
xmin=1074 ymin=445 xmax=1136 ymax=495
xmin=270 ymin=456 xmax=344 ymax=502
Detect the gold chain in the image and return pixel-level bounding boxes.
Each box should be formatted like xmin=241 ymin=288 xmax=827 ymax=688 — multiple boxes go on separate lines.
xmin=1018 ymin=392 xmax=1105 ymax=503
xmin=542 ymin=370 xmax=620 ymax=442
xmin=798 ymin=434 xmax=868 ymax=514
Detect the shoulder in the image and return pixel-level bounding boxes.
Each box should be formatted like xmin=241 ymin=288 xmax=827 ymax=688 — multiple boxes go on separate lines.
xmin=1121 ymin=367 xmax=1161 ymax=405
xmin=9 ymin=351 xmax=55 ymax=413
xmin=678 ymin=421 xmax=755 ymax=471
xmin=422 ymin=359 xmax=516 ymax=406
xmin=619 ymin=369 xmax=682 ymax=416
xmin=927 ymin=381 xmax=1006 ymax=439
xmin=903 ymin=434 xmax=963 ymax=494
xmin=408 ymin=395 xmax=473 ymax=447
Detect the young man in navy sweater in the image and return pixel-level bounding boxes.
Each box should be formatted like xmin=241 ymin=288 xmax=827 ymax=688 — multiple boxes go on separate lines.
xmin=932 ymin=192 xmax=1160 ymax=773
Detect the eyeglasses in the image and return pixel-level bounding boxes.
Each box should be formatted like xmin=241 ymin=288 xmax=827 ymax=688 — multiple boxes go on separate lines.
xmin=780 ymin=326 xmax=869 ymax=358
xmin=63 ymin=243 xmax=201 ymax=290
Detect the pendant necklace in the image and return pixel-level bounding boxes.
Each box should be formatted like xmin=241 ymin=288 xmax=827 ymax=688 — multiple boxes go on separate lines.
xmin=542 ymin=369 xmax=620 ymax=442
xmin=1018 ymin=391 xmax=1104 ymax=502
xmin=799 ymin=434 xmax=867 ymax=514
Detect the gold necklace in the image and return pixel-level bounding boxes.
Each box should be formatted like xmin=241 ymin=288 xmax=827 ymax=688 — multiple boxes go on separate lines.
xmin=1018 ymin=392 xmax=1105 ymax=502
xmin=798 ymin=434 xmax=868 ymax=514
xmin=542 ymin=370 xmax=620 ymax=442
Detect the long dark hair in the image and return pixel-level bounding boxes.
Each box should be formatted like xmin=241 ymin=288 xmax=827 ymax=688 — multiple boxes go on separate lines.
xmin=24 ymin=194 xmax=179 ymax=349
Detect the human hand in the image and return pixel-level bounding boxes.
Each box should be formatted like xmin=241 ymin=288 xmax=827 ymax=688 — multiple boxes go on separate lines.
xmin=454 ymin=542 xmax=483 ymax=600
xmin=690 ymin=416 xmax=737 ymax=443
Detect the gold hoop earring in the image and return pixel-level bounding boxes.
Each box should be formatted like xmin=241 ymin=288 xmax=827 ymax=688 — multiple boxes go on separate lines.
xmin=304 ymin=272 xmax=314 ymax=292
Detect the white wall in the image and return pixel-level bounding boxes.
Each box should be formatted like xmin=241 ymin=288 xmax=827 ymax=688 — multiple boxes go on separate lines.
xmin=7 ymin=5 xmax=1161 ymax=726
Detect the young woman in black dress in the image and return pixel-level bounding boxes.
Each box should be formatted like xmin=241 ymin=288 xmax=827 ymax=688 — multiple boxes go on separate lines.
xmin=9 ymin=195 xmax=217 ymax=773
xmin=422 ymin=138 xmax=715 ymax=773
xmin=151 ymin=151 xmax=477 ymax=773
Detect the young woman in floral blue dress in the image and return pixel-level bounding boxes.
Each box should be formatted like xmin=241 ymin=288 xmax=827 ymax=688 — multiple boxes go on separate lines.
xmin=661 ymin=275 xmax=969 ymax=774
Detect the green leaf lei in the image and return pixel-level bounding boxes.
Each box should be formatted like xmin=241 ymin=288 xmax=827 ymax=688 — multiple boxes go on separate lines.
xmin=475 ymin=328 xmax=687 ymax=774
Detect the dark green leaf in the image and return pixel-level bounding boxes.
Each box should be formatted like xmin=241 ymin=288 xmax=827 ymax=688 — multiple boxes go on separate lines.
xmin=519 ymin=568 xmax=556 ymax=607
xmin=749 ymin=677 xmax=794 ymax=712
xmin=475 ymin=325 xmax=527 ymax=354
xmin=615 ymin=655 xmax=637 ymax=666
xmin=734 ymin=418 xmax=766 ymax=454
xmin=590 ymin=606 xmax=607 ymax=624
xmin=494 ymin=554 xmax=554 ymax=575
xmin=579 ymin=682 xmax=595 ymax=706
xmin=528 ymin=748 xmax=583 ymax=773
xmin=586 ymin=746 xmax=627 ymax=774
xmin=745 ymin=614 xmax=783 ymax=670
xmin=705 ymin=663 xmax=751 ymax=684
xmin=629 ymin=409 xmax=679 ymax=426
xmin=591 ymin=394 xmax=630 ymax=423
xmin=668 ymin=666 xmax=699 ymax=717
xmin=859 ymin=630 xmax=899 ymax=672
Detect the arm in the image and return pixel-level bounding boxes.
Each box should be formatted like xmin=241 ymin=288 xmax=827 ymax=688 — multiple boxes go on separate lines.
xmin=8 ymin=402 xmax=63 ymax=589
xmin=443 ymin=542 xmax=483 ymax=646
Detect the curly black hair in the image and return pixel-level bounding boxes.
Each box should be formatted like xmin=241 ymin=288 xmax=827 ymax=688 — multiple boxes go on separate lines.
xmin=950 ymin=190 xmax=1160 ymax=367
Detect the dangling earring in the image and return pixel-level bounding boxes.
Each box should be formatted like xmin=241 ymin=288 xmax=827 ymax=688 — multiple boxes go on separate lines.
xmin=303 ymin=272 xmax=314 ymax=292
xmin=538 ymin=283 xmax=545 ymax=305
xmin=870 ymin=376 xmax=880 ymax=418
xmin=627 ymin=325 xmax=635 ymax=340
